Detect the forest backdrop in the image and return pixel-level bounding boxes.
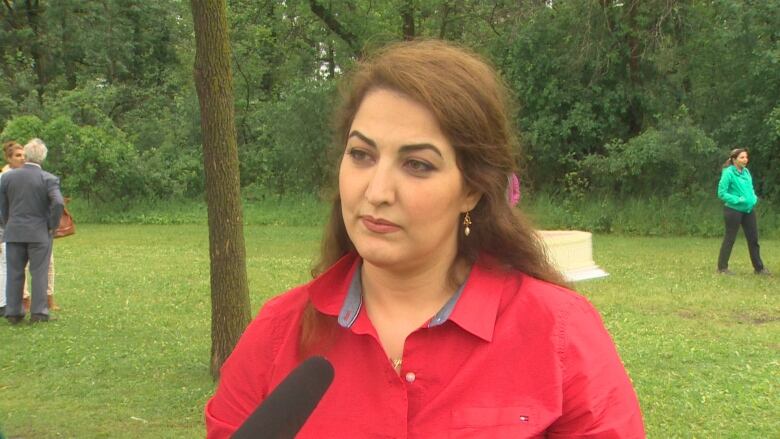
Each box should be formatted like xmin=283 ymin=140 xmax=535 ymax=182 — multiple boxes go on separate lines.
xmin=1 ymin=0 xmax=778 ymax=225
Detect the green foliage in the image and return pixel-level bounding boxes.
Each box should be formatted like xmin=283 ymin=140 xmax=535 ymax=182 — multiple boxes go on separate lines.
xmin=1 ymin=0 xmax=778 ymax=206
xmin=64 ymin=124 xmax=139 ymax=201
xmin=494 ymin=1 xmax=674 ymax=186
xmin=0 ymin=114 xmax=140 ymax=201
xmin=527 ymin=192 xmax=780 ymax=239
xmin=0 ymin=115 xmax=45 ymax=144
xmin=580 ymin=108 xmax=720 ymax=196
xmin=769 ymin=105 xmax=780 ymax=141
xmin=243 ymin=79 xmax=337 ymax=194
xmin=65 ymin=194 xmax=328 ymax=227
xmin=0 ymin=86 xmax=18 ymax=130
xmin=42 ymin=79 xmax=204 ymax=199
xmin=140 ymin=143 xmax=204 ymax=199
xmin=671 ymin=0 xmax=780 ymax=199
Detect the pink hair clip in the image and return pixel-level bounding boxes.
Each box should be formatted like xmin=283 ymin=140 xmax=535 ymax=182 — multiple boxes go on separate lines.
xmin=506 ymin=173 xmax=521 ymax=207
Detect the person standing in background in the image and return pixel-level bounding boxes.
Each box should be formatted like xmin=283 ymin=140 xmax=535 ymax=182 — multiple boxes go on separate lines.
xmin=0 ymin=141 xmax=26 ymax=316
xmin=0 ymin=141 xmax=60 ymax=316
xmin=0 ymin=138 xmax=64 ymax=323
xmin=716 ymin=148 xmax=770 ymax=275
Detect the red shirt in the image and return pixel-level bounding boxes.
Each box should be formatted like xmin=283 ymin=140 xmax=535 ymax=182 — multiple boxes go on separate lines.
xmin=205 ymin=253 xmax=645 ymax=438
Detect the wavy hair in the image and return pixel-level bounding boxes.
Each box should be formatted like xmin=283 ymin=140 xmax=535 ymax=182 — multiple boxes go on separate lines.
xmin=300 ymin=40 xmax=566 ymax=357
xmin=2 ymin=141 xmax=23 ymax=163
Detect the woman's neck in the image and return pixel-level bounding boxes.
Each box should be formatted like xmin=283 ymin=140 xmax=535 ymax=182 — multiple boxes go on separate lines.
xmin=360 ymin=256 xmax=468 ymax=367
xmin=361 ymin=256 xmax=466 ymax=323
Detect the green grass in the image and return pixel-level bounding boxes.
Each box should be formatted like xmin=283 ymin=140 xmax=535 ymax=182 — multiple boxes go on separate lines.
xmin=65 ymin=194 xmax=780 ymax=239
xmin=65 ymin=195 xmax=330 ymax=227
xmin=582 ymin=236 xmax=778 ymax=437
xmin=528 ymin=192 xmax=780 ymax=239
xmin=0 ymin=226 xmax=777 ymax=437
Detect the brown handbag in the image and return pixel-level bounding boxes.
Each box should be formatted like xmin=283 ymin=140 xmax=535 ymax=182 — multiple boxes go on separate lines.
xmin=55 ymin=204 xmax=76 ymax=239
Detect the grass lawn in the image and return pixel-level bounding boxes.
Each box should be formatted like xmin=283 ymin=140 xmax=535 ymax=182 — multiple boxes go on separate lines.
xmin=0 ymin=225 xmax=777 ymax=437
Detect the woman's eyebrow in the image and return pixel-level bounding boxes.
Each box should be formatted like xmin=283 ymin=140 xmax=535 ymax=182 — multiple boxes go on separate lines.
xmin=399 ymin=143 xmax=442 ymax=158
xmin=348 ymin=131 xmax=443 ymax=158
xmin=347 ymin=130 xmax=376 ymax=148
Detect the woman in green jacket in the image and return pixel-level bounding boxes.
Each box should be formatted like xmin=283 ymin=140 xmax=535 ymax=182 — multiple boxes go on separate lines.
xmin=716 ymin=148 xmax=770 ymax=275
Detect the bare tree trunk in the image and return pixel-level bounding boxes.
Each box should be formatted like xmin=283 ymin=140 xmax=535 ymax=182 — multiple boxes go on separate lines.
xmin=401 ymin=0 xmax=415 ymax=40
xmin=190 ymin=0 xmax=251 ymax=380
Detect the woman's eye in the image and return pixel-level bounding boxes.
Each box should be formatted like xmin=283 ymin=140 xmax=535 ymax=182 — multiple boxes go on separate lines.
xmin=347 ymin=148 xmax=373 ymax=163
xmin=404 ymin=159 xmax=434 ymax=174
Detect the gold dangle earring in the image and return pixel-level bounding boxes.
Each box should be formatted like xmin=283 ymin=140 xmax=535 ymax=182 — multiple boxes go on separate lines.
xmin=463 ymin=211 xmax=472 ymax=236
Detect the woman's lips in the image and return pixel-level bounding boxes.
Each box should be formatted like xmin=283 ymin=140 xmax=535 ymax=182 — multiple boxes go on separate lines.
xmin=360 ymin=216 xmax=400 ymax=233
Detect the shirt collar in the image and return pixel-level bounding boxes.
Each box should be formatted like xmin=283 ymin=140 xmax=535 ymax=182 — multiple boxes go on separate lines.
xmin=25 ymin=163 xmax=41 ymax=168
xmin=308 ymin=252 xmax=505 ymax=342
xmin=445 ymin=257 xmax=507 ymax=342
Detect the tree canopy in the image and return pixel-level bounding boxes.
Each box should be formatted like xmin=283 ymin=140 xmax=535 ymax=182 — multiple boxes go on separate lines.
xmin=2 ymin=0 xmax=778 ymax=202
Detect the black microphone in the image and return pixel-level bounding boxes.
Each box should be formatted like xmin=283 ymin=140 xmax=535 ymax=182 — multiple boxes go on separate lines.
xmin=232 ymin=356 xmax=335 ymax=439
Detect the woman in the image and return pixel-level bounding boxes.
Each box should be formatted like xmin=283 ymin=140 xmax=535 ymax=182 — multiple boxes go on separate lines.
xmin=717 ymin=148 xmax=770 ymax=275
xmin=205 ymin=40 xmax=644 ymax=438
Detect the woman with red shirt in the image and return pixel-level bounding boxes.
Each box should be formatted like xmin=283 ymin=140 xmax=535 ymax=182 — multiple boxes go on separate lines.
xmin=205 ymin=40 xmax=645 ymax=438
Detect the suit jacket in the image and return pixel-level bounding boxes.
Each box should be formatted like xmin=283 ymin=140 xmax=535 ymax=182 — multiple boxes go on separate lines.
xmin=0 ymin=163 xmax=65 ymax=243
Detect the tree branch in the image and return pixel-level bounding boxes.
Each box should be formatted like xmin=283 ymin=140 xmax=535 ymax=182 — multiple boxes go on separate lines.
xmin=308 ymin=0 xmax=360 ymax=54
xmin=2 ymin=0 xmax=17 ymax=28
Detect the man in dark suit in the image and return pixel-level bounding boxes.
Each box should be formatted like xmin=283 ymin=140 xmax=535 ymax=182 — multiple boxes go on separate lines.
xmin=0 ymin=138 xmax=64 ymax=323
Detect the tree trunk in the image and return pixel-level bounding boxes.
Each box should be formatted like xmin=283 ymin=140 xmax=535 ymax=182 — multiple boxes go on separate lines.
xmin=23 ymin=0 xmax=47 ymax=103
xmin=60 ymin=5 xmax=77 ymax=90
xmin=190 ymin=0 xmax=251 ymax=380
xmin=624 ymin=0 xmax=643 ymax=135
xmin=401 ymin=0 xmax=415 ymax=40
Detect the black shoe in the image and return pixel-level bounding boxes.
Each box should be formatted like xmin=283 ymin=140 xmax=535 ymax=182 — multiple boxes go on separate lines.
xmin=755 ymin=268 xmax=772 ymax=276
xmin=30 ymin=313 xmax=51 ymax=323
xmin=6 ymin=315 xmax=24 ymax=325
xmin=717 ymin=269 xmax=735 ymax=275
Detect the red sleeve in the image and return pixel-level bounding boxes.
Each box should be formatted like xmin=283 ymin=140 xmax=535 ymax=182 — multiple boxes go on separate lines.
xmin=204 ymin=299 xmax=287 ymax=439
xmin=548 ymin=297 xmax=646 ymax=438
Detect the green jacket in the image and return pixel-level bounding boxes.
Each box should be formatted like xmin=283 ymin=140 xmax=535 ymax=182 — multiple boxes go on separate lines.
xmin=718 ymin=165 xmax=758 ymax=213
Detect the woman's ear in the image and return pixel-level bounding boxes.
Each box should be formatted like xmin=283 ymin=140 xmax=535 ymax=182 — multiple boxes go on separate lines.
xmin=461 ymin=189 xmax=483 ymax=212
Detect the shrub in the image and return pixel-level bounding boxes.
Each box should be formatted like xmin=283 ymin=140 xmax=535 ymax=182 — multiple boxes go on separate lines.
xmin=580 ymin=108 xmax=720 ymax=197
xmin=0 ymin=115 xmax=45 ymax=145
xmin=240 ymin=79 xmax=336 ymax=194
xmin=1 ymin=115 xmax=142 ymax=202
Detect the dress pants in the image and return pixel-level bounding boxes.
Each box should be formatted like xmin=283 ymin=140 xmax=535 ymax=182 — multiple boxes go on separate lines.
xmin=0 ymin=242 xmax=6 ymax=309
xmin=5 ymin=240 xmax=52 ymax=317
xmin=0 ymin=247 xmax=55 ymax=310
xmin=717 ymin=207 xmax=765 ymax=271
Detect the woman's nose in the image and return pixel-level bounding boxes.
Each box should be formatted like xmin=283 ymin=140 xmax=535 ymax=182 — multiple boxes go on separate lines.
xmin=364 ymin=165 xmax=396 ymax=206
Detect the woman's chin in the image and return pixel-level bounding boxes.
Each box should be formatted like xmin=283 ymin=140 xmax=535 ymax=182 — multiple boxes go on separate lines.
xmin=355 ymin=245 xmax=405 ymax=270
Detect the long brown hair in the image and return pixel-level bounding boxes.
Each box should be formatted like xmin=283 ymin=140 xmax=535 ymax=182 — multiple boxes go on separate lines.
xmin=723 ymin=148 xmax=748 ymax=168
xmin=300 ymin=40 xmax=566 ymax=357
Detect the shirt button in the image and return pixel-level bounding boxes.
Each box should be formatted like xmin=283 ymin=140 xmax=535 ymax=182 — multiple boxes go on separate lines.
xmin=405 ymin=372 xmax=416 ymax=383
